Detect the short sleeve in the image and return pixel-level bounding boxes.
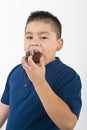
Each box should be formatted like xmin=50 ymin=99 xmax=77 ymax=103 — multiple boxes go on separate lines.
xmin=1 ymin=75 xmax=10 ymax=105
xmin=0 ymin=64 xmax=21 ymax=105
xmin=58 ymin=74 xmax=82 ymax=119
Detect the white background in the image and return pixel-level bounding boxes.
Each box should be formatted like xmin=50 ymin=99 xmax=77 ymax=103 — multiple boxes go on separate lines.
xmin=0 ymin=0 xmax=87 ymax=130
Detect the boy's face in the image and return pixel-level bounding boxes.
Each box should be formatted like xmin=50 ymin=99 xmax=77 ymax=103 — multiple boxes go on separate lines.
xmin=24 ymin=21 xmax=63 ymax=65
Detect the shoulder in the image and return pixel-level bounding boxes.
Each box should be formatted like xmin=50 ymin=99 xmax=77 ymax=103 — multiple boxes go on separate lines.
xmin=7 ymin=64 xmax=24 ymax=80
xmin=57 ymin=58 xmax=81 ymax=86
xmin=59 ymin=58 xmax=80 ymax=78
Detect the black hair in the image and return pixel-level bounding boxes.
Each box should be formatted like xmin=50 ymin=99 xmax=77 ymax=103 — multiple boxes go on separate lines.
xmin=25 ymin=11 xmax=62 ymax=39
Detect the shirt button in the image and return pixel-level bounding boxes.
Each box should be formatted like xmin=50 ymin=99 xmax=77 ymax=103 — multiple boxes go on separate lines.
xmin=24 ymin=83 xmax=28 ymax=87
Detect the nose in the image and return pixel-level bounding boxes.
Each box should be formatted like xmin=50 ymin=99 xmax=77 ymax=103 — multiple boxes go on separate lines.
xmin=30 ymin=43 xmax=41 ymax=46
xmin=29 ymin=40 xmax=41 ymax=47
xmin=29 ymin=40 xmax=42 ymax=52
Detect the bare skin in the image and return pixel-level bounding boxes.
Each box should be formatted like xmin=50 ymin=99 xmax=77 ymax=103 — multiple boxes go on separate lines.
xmin=0 ymin=103 xmax=9 ymax=128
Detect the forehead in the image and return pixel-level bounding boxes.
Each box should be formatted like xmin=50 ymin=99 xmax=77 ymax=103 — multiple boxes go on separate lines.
xmin=25 ymin=20 xmax=54 ymax=33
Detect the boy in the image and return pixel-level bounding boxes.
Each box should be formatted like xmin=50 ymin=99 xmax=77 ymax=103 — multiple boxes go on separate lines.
xmin=0 ymin=11 xmax=82 ymax=130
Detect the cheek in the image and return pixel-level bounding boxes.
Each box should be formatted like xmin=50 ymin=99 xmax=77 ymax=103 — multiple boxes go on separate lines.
xmin=43 ymin=47 xmax=53 ymax=57
xmin=43 ymin=45 xmax=56 ymax=59
xmin=24 ymin=42 xmax=29 ymax=51
xmin=24 ymin=43 xmax=26 ymax=50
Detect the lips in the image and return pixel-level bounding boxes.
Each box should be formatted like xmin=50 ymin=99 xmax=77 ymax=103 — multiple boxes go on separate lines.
xmin=26 ymin=50 xmax=42 ymax=63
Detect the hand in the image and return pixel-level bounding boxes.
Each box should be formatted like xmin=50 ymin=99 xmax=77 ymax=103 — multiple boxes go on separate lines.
xmin=22 ymin=55 xmax=46 ymax=86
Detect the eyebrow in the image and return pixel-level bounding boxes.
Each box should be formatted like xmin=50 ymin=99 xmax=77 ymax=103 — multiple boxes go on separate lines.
xmin=25 ymin=32 xmax=33 ymax=35
xmin=25 ymin=31 xmax=50 ymax=35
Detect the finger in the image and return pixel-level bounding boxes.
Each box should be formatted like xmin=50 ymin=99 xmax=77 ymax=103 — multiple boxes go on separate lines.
xmin=40 ymin=56 xmax=45 ymax=67
xmin=22 ymin=56 xmax=26 ymax=65
xmin=22 ymin=56 xmax=31 ymax=70
xmin=28 ymin=55 xmax=37 ymax=67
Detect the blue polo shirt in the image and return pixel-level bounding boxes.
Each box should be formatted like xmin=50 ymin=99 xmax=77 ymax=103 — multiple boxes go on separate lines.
xmin=1 ymin=57 xmax=82 ymax=130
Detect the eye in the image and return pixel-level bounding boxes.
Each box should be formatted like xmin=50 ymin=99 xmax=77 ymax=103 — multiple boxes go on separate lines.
xmin=26 ymin=36 xmax=33 ymax=40
xmin=40 ymin=36 xmax=48 ymax=39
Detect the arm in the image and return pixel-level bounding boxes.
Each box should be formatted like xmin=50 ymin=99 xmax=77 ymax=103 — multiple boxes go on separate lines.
xmin=34 ymin=79 xmax=77 ymax=130
xmin=22 ymin=56 xmax=77 ymax=130
xmin=0 ymin=102 xmax=9 ymax=128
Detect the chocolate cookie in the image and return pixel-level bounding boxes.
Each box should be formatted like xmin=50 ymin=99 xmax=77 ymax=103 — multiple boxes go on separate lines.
xmin=26 ymin=51 xmax=42 ymax=63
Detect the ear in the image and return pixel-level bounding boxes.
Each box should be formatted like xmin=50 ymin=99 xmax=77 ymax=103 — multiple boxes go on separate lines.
xmin=56 ymin=38 xmax=63 ymax=51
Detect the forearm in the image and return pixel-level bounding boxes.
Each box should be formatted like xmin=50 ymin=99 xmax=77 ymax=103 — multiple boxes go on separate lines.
xmin=33 ymin=79 xmax=77 ymax=130
xmin=0 ymin=103 xmax=9 ymax=128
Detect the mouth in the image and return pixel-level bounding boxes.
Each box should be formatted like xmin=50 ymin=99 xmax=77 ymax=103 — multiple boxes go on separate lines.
xmin=26 ymin=50 xmax=42 ymax=63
